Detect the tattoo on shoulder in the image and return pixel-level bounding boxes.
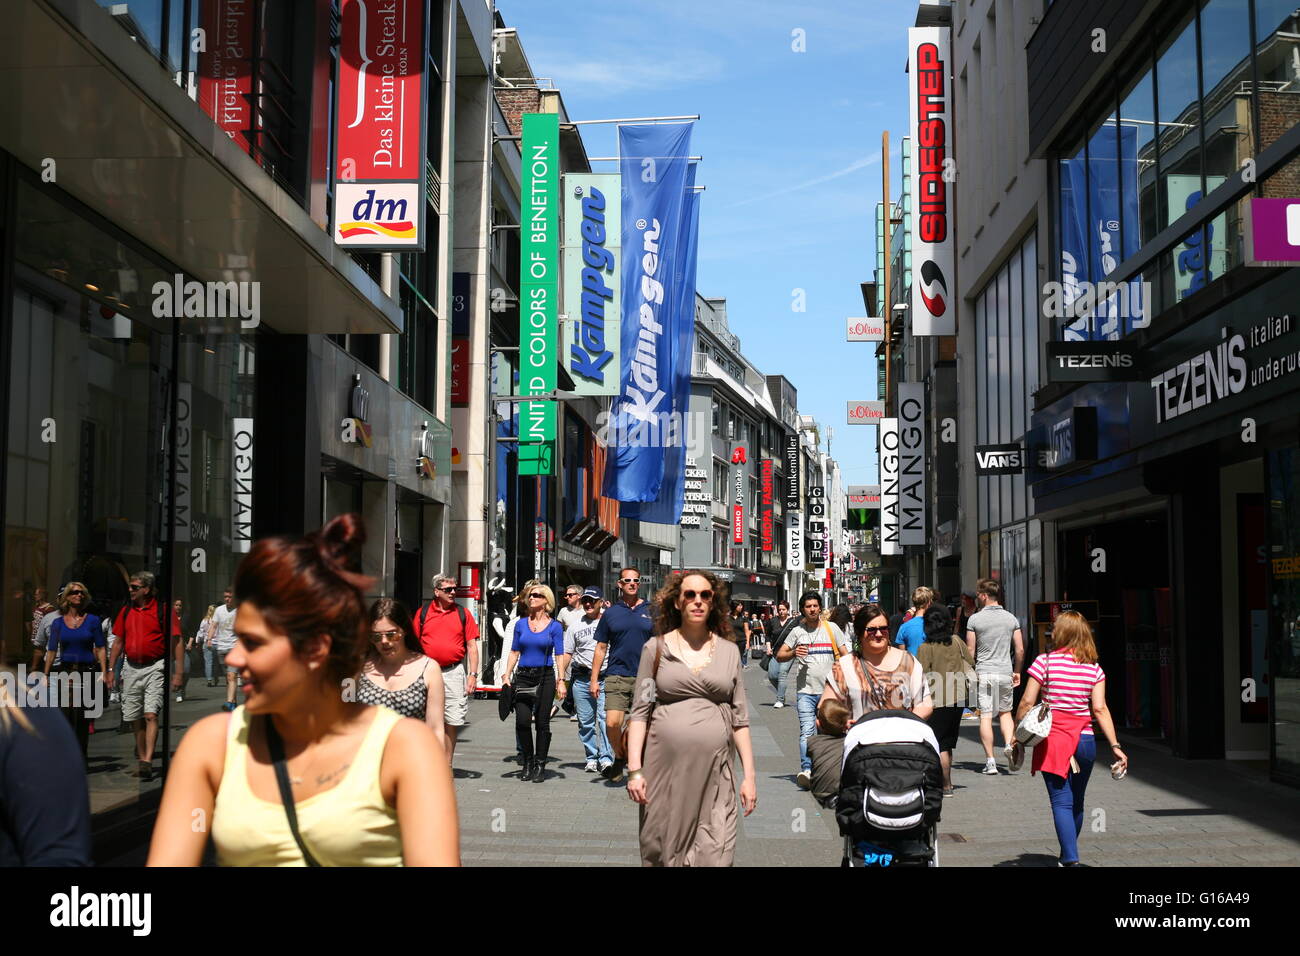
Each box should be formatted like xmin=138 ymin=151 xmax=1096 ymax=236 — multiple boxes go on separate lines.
xmin=315 ymin=762 xmax=352 ymax=787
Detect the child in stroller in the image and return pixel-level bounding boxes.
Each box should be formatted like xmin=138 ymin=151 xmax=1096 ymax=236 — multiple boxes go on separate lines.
xmin=835 ymin=709 xmax=944 ymax=866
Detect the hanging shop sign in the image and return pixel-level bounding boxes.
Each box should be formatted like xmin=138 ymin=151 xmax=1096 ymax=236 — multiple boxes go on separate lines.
xmin=847 ymin=400 xmax=886 ymax=424
xmin=563 ymin=173 xmax=621 ymax=395
xmin=808 ymin=487 xmax=826 ymax=566
xmin=332 ymin=0 xmax=427 ymax=249
xmin=518 ymin=112 xmax=560 ymax=475
xmin=1246 ymin=198 xmax=1300 ymax=266
xmin=786 ymin=512 xmax=804 ymax=571
xmin=1046 ymin=341 xmax=1143 ymax=382
xmin=680 ymin=457 xmax=710 ymax=528
xmin=174 ymin=384 xmax=191 ymax=543
xmin=231 ymin=418 xmax=253 ymax=553
xmin=1027 ymin=406 xmax=1099 ymax=479
xmin=760 ymin=459 xmax=775 ymax=552
xmin=975 ymin=442 xmax=1026 ymax=476
xmin=732 ymin=446 xmax=747 ymax=544
xmin=847 ymin=316 xmax=885 ymax=342
xmin=908 ymin=26 xmax=955 ymax=336
xmin=879 ymin=417 xmax=901 ymax=556
xmin=897 ymin=382 xmax=926 ymax=546
xmin=198 ymin=0 xmax=254 ymax=151
xmin=785 ymin=432 xmax=800 ymax=511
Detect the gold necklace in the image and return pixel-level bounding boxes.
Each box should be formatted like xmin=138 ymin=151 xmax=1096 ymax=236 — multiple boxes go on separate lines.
xmin=674 ymin=631 xmax=715 ymax=674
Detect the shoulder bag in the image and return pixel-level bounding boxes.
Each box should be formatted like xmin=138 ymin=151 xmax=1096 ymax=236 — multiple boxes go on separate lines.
xmin=263 ymin=715 xmax=322 ymax=867
xmin=1015 ymin=652 xmax=1053 ymax=746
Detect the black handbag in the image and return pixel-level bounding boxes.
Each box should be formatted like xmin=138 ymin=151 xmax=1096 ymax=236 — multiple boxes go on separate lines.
xmin=263 ymin=716 xmax=322 ymax=867
xmin=497 ymin=682 xmax=515 ymax=721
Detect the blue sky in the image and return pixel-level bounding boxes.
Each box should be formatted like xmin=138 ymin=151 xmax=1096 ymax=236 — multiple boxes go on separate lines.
xmin=497 ymin=0 xmax=917 ymax=484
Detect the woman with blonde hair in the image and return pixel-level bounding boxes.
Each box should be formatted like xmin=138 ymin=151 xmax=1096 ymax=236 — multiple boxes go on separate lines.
xmin=1014 ymin=611 xmax=1127 ymax=867
xmin=627 ymin=571 xmax=757 ymax=866
xmin=0 ymin=667 xmax=92 ymax=864
xmin=502 ymin=583 xmax=569 ymax=782
xmin=42 ymin=580 xmax=105 ymax=758
xmin=195 ymin=604 xmax=219 ymax=686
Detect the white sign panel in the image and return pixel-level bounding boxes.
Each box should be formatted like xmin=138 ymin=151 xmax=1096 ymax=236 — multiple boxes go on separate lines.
xmin=847 ymin=400 xmax=886 ymax=425
xmin=879 ymin=418 xmax=901 ymax=555
xmin=847 ymin=316 xmax=885 ymax=342
xmin=231 ymin=418 xmax=254 ymax=553
xmin=898 ymin=383 xmax=926 ymax=546
xmin=174 ymin=384 xmax=191 ymax=543
xmin=908 ymin=26 xmax=955 ymax=336
xmin=786 ymin=512 xmax=804 ymax=571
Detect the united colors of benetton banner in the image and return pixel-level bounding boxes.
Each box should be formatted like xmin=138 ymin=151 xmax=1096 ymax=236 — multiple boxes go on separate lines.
xmin=908 ymin=26 xmax=954 ymax=336
xmin=602 ymin=122 xmax=696 ymax=502
xmin=621 ymin=161 xmax=700 ymax=523
xmin=518 ymin=113 xmax=560 ymax=476
xmin=333 ymin=0 xmax=426 ymax=249
xmin=563 ymin=173 xmax=621 ymax=396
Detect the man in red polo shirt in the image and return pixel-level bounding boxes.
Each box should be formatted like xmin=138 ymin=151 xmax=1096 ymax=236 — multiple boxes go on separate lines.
xmin=106 ymin=571 xmax=182 ymax=781
xmin=415 ymin=573 xmax=479 ymax=764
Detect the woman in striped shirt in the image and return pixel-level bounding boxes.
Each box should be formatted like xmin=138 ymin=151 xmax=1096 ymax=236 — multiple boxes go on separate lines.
xmin=1014 ymin=611 xmax=1128 ymax=867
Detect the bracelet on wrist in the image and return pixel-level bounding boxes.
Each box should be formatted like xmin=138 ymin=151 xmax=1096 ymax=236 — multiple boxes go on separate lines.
xmin=627 ymin=769 xmax=644 ymax=781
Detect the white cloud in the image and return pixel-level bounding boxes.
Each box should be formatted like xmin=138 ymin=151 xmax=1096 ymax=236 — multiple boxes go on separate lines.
xmin=727 ymin=154 xmax=881 ymax=207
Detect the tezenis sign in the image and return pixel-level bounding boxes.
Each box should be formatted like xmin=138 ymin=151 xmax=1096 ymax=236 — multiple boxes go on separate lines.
xmin=333 ymin=0 xmax=426 ymax=249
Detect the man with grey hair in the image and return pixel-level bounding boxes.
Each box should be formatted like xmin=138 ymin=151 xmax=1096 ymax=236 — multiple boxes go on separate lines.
xmin=106 ymin=571 xmax=182 ymax=780
xmin=414 ymin=573 xmax=480 ymax=764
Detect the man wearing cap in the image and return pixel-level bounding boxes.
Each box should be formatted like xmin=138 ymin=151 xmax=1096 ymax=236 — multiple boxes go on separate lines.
xmin=566 ymin=588 xmax=613 ymax=773
xmin=556 ymin=585 xmax=586 ymax=719
xmin=590 ymin=568 xmax=654 ymax=781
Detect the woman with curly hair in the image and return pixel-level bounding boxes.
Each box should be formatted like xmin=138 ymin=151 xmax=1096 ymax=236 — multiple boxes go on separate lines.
xmin=147 ymin=514 xmax=459 ymax=866
xmin=626 ymin=571 xmax=757 ymax=866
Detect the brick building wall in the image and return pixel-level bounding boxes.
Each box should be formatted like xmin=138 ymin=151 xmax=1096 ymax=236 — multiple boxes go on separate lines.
xmin=495 ymin=87 xmax=542 ymax=136
xmin=1257 ymin=91 xmax=1300 ymax=198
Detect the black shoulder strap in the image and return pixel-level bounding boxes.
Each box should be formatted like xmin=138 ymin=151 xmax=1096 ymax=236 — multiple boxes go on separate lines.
xmin=262 ymin=715 xmax=322 ymax=867
xmin=457 ymin=604 xmax=466 ymax=635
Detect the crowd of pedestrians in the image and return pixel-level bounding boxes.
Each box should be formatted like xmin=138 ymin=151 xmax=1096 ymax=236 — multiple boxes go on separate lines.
xmin=1 ymin=511 xmax=1131 ymax=869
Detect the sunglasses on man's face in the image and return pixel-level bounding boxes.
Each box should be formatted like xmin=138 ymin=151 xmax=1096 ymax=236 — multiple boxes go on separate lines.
xmin=620 ymin=578 xmax=639 ymax=584
xmin=682 ymin=589 xmax=713 ymax=602
xmin=435 ymin=586 xmax=455 ymax=593
xmin=128 ymin=584 xmax=144 ymax=591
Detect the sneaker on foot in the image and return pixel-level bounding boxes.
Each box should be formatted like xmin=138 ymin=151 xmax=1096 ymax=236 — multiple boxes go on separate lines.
xmin=1006 ymin=742 xmax=1025 ymax=772
xmin=981 ymin=759 xmax=1000 ymax=775
xmin=772 ymin=700 xmax=785 ymax=709
xmin=584 ymin=759 xmax=599 ymax=773
xmin=598 ymin=759 xmax=614 ymax=775
xmin=796 ymin=770 xmax=812 ymax=790
xmin=222 ymin=701 xmax=237 ymax=712
xmin=601 ymin=758 xmax=624 ymax=780
xmin=569 ymin=714 xmax=580 ymax=722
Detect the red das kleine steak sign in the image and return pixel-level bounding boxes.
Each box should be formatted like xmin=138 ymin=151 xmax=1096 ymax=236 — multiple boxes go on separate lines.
xmin=198 ymin=0 xmax=254 ymax=151
xmin=333 ymin=0 xmax=427 ymax=249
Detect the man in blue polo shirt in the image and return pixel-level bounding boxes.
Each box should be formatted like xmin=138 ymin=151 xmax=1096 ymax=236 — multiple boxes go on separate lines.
xmin=589 ymin=568 xmax=654 ymax=782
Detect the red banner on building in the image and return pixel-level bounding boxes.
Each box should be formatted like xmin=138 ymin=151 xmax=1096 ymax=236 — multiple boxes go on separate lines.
xmin=333 ymin=0 xmax=427 ymax=248
xmin=760 ymin=459 xmax=774 ymax=551
xmin=198 ymin=0 xmax=255 ymax=151
xmin=451 ymin=338 xmax=470 ymax=406
xmin=732 ymin=505 xmax=744 ymax=545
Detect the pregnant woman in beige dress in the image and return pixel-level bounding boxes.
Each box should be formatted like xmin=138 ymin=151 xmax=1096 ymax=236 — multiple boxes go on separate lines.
xmin=625 ymin=571 xmax=758 ymax=866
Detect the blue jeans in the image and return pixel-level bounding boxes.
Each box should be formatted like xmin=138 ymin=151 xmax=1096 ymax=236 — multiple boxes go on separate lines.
xmin=1043 ymin=733 xmax=1096 ymax=864
xmin=572 ymin=674 xmax=613 ymax=765
xmin=203 ymin=644 xmax=219 ymax=681
xmin=796 ymin=693 xmax=818 ymax=772
xmin=767 ymin=657 xmax=792 ymax=702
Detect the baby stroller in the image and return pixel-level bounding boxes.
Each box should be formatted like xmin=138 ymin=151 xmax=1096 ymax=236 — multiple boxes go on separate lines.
xmin=835 ymin=709 xmax=944 ymax=867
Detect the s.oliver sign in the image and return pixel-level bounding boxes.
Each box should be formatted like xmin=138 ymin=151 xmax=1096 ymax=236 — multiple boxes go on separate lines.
xmin=847 ymin=317 xmax=885 ymax=342
xmin=847 ymin=400 xmax=885 ymax=424
xmin=333 ymin=0 xmax=427 ymax=249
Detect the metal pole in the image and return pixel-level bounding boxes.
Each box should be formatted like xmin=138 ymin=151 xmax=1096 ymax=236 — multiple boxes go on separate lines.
xmin=882 ymin=130 xmax=892 ymax=411
xmin=587 ymin=156 xmax=703 ymax=162
xmin=571 ymin=115 xmax=700 ymax=125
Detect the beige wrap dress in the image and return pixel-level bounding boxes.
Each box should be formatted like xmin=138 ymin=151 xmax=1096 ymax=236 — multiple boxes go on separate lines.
xmin=628 ymin=634 xmax=749 ymax=867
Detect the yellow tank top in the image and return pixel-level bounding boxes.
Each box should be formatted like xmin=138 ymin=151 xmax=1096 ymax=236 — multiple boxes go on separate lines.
xmin=212 ymin=705 xmax=404 ymax=867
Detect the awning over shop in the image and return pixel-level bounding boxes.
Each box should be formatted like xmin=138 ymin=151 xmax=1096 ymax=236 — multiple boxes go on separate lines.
xmin=2 ymin=1 xmax=402 ymax=335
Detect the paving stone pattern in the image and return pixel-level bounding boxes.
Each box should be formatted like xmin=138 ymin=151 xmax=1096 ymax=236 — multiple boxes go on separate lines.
xmin=453 ymin=665 xmax=1300 ymax=867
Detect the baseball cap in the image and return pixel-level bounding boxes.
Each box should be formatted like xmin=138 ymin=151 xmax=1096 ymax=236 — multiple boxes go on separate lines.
xmin=581 ymin=587 xmax=602 ymax=601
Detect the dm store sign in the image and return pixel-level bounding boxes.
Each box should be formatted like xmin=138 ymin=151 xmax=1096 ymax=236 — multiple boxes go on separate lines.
xmin=333 ymin=0 xmax=426 ymax=249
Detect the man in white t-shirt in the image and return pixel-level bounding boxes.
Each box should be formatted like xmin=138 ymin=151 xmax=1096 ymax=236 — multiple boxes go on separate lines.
xmin=556 ymin=585 xmax=586 ymax=719
xmin=208 ymin=587 xmax=239 ymax=712
xmin=966 ymin=578 xmax=1025 ymax=775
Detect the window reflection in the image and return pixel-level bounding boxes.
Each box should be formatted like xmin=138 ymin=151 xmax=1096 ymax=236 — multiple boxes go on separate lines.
xmin=1255 ymin=1 xmax=1300 ymax=198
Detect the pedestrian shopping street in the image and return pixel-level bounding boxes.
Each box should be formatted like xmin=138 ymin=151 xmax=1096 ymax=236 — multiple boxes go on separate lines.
xmin=450 ymin=667 xmax=1300 ymax=867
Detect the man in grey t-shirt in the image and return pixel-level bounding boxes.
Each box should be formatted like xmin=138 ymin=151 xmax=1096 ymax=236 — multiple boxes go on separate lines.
xmin=965 ymin=578 xmax=1024 ymax=775
xmin=776 ymin=591 xmax=849 ymax=790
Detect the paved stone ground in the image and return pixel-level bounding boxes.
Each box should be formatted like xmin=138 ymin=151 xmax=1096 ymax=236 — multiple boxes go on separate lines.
xmin=452 ymin=662 xmax=1300 ymax=867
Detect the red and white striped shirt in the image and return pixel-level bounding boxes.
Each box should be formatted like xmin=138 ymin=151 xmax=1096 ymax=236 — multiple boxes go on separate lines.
xmin=1028 ymin=649 xmax=1105 ymax=735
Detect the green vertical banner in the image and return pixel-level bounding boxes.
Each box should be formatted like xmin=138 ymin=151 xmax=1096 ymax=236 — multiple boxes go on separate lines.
xmin=518 ymin=113 xmax=560 ymax=475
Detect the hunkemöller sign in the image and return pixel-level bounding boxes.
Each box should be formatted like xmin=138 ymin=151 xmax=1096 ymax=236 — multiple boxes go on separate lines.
xmin=333 ymin=0 xmax=426 ymax=249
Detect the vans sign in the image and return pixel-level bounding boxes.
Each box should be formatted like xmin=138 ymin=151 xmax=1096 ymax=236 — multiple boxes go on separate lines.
xmin=975 ymin=443 xmax=1025 ymax=475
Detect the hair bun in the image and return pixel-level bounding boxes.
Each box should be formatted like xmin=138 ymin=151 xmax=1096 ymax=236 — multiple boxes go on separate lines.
xmin=317 ymin=513 xmax=366 ymax=573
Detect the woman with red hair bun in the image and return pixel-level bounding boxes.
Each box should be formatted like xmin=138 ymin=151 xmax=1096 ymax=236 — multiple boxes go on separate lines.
xmin=147 ymin=514 xmax=459 ymax=866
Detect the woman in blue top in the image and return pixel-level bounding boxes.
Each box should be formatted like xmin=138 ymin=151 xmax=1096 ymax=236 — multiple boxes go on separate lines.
xmin=502 ymin=584 xmax=569 ymax=783
xmin=42 ymin=581 xmax=105 ymax=759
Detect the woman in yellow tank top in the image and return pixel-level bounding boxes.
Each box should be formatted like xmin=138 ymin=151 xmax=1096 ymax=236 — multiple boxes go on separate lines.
xmin=146 ymin=514 xmax=459 ymax=866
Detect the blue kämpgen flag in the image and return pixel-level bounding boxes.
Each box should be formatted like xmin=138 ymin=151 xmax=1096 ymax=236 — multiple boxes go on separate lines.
xmin=622 ymin=162 xmax=700 ymax=523
xmin=602 ymin=122 xmax=695 ymax=502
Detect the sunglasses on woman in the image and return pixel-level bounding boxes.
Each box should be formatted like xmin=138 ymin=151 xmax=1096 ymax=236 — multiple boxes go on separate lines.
xmin=370 ymin=629 xmax=402 ymax=641
xmin=862 ymin=625 xmax=890 ymax=636
xmin=528 ymin=593 xmax=546 ymax=599
xmin=682 ymin=589 xmax=713 ymax=602
xmin=65 ymin=589 xmax=86 ymax=596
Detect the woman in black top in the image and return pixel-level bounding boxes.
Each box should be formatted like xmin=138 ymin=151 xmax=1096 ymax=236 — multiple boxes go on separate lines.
xmin=0 ymin=668 xmax=92 ymax=865
xmin=357 ymin=598 xmax=446 ymax=752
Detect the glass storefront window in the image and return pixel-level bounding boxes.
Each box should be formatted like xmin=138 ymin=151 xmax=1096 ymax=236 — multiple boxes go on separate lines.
xmin=1254 ymin=1 xmax=1300 ymax=200
xmin=1118 ymin=64 xmax=1159 ymax=253
xmin=1266 ymin=446 xmax=1300 ymax=783
xmin=1199 ymin=0 xmax=1251 ymax=277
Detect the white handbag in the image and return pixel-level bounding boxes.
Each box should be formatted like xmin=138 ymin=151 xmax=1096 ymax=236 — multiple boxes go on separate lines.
xmin=1014 ymin=653 xmax=1052 ymax=745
